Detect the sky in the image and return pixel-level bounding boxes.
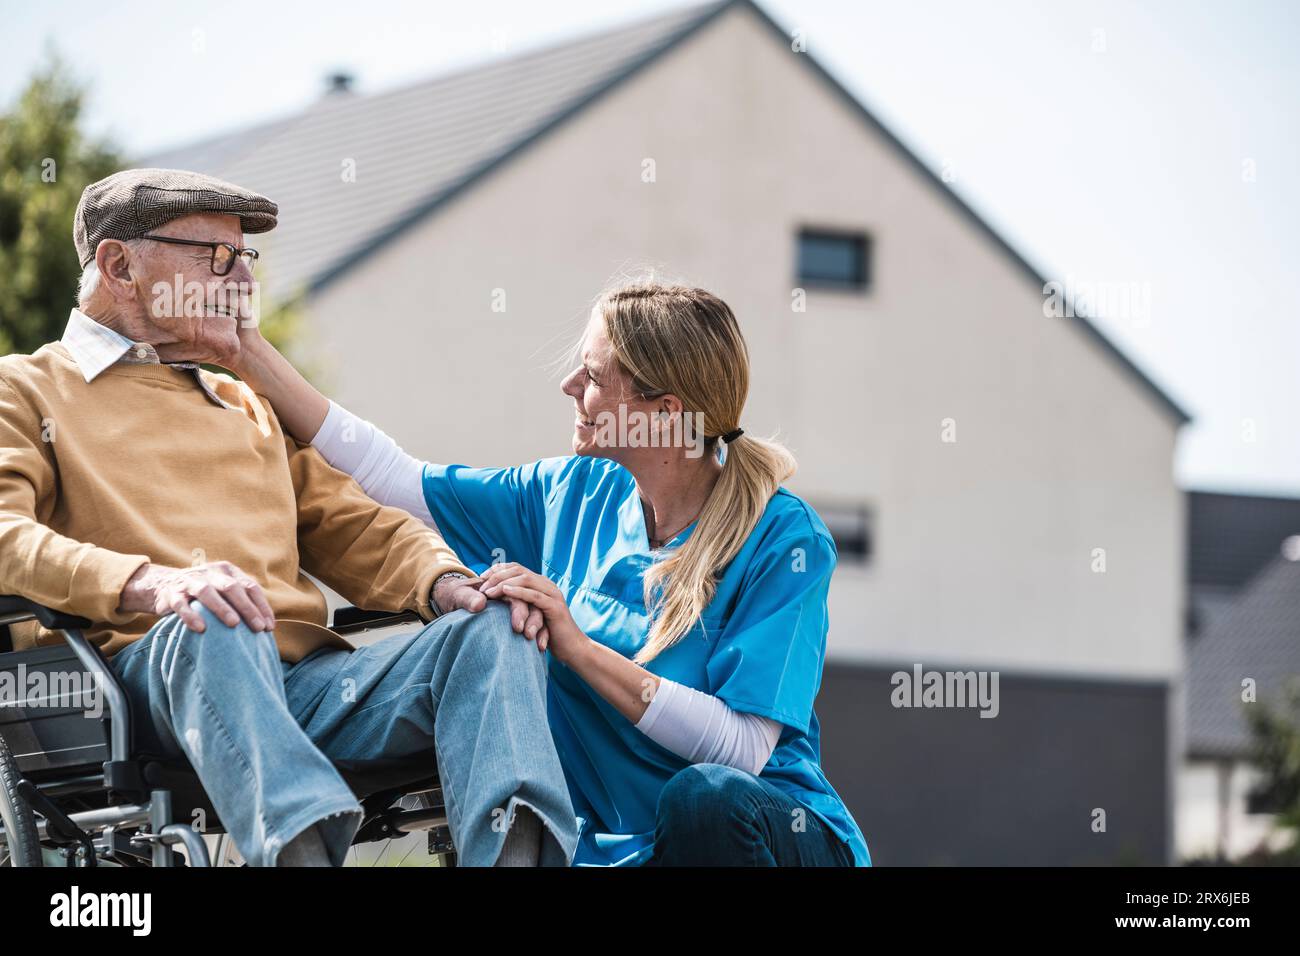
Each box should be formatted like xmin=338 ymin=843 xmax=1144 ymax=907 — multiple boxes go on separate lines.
xmin=3 ymin=0 xmax=1298 ymax=495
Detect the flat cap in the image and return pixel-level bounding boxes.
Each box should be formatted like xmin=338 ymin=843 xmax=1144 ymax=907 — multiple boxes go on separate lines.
xmin=73 ymin=168 xmax=278 ymax=267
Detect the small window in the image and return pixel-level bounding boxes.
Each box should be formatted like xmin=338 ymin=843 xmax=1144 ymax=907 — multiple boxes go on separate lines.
xmin=815 ymin=503 xmax=873 ymax=564
xmin=797 ymin=229 xmax=870 ymax=291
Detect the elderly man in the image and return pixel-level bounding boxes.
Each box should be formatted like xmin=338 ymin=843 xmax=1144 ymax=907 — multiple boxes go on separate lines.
xmin=0 ymin=169 xmax=576 ymax=866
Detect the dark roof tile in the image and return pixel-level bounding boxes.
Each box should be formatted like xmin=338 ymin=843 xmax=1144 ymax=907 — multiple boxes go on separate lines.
xmin=1187 ymin=555 xmax=1300 ymax=758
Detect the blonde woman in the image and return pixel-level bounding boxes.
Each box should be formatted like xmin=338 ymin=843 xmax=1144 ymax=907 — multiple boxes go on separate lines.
xmin=231 ymin=282 xmax=870 ymax=867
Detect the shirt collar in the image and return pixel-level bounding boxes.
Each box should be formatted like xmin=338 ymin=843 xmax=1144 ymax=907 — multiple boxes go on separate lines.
xmin=59 ymin=308 xmax=235 ymax=411
xmin=61 ymin=308 xmax=138 ymax=383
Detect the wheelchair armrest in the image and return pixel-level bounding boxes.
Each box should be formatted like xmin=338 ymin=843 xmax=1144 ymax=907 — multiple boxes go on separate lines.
xmin=0 ymin=594 xmax=93 ymax=631
xmin=0 ymin=595 xmax=416 ymax=636
xmin=330 ymin=606 xmax=422 ymax=636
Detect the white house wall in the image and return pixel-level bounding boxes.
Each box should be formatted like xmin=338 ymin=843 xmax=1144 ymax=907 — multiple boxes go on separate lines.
xmin=306 ymin=3 xmax=1183 ymax=683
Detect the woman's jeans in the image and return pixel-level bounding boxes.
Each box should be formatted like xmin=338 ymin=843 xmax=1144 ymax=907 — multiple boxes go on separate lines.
xmin=109 ymin=600 xmax=578 ymax=867
xmin=648 ymin=764 xmax=854 ymax=866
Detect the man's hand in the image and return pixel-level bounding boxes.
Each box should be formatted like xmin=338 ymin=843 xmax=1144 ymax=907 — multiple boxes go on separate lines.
xmin=119 ymin=561 xmax=276 ymax=633
xmin=432 ymin=571 xmax=547 ymax=642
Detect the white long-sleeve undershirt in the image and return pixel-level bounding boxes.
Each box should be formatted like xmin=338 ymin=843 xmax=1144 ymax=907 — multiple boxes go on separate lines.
xmin=312 ymin=399 xmax=436 ymax=528
xmin=311 ymin=400 xmax=784 ymax=775
xmin=636 ymin=678 xmax=783 ymax=776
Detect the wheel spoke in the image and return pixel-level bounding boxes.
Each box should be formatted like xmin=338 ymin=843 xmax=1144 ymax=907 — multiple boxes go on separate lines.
xmin=394 ymin=838 xmax=420 ymax=868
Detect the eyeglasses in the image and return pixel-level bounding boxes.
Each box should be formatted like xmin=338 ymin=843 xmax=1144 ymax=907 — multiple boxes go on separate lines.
xmin=141 ymin=235 xmax=260 ymax=276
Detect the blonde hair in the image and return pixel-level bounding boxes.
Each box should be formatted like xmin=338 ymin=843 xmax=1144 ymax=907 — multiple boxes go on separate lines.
xmin=595 ymin=281 xmax=797 ymax=664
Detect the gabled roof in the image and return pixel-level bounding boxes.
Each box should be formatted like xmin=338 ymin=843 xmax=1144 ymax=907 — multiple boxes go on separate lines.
xmin=144 ymin=0 xmax=1190 ymax=424
xmin=147 ymin=1 xmax=730 ymax=298
xmin=1187 ymin=555 xmax=1300 ymax=759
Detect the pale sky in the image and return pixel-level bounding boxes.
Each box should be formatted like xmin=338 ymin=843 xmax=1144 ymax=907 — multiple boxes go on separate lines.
xmin=3 ymin=0 xmax=1297 ymax=495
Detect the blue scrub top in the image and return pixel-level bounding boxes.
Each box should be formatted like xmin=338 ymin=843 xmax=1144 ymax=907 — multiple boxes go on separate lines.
xmin=421 ymin=454 xmax=871 ymax=867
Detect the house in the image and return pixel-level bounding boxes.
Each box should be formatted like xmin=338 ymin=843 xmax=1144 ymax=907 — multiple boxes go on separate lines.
xmin=1178 ymin=491 xmax=1300 ymax=860
xmin=149 ymin=0 xmax=1190 ymax=864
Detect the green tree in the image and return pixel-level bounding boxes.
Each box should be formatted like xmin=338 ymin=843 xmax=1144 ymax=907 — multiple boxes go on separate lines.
xmin=1246 ymin=680 xmax=1300 ymax=838
xmin=1 ymin=55 xmax=309 ymax=373
xmin=0 ymin=54 xmax=120 ymax=354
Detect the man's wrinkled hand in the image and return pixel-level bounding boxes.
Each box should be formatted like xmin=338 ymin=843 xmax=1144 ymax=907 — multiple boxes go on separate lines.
xmin=432 ymin=571 xmax=547 ymax=642
xmin=119 ymin=561 xmax=276 ymax=633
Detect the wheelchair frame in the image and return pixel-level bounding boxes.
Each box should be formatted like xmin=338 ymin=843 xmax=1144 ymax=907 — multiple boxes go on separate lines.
xmin=0 ymin=596 xmax=456 ymax=867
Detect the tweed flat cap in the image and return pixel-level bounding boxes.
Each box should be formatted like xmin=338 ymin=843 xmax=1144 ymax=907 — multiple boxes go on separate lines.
xmin=73 ymin=168 xmax=278 ymax=267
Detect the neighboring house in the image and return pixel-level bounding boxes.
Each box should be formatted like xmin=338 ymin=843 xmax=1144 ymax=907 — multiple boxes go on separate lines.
xmin=1178 ymin=491 xmax=1300 ymax=861
xmin=149 ymin=0 xmax=1190 ymax=864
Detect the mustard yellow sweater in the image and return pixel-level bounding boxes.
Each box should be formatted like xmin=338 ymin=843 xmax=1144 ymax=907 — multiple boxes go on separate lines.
xmin=0 ymin=343 xmax=471 ymax=661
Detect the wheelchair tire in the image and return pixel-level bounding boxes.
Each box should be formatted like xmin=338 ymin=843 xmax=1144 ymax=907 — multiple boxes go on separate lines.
xmin=0 ymin=732 xmax=42 ymax=867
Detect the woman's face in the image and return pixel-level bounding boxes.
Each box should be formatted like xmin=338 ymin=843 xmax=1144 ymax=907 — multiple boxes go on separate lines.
xmin=561 ymin=313 xmax=644 ymax=459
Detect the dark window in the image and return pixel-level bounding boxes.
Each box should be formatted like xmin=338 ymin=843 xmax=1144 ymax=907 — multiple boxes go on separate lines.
xmin=797 ymin=229 xmax=870 ymax=290
xmin=816 ymin=503 xmax=873 ymax=564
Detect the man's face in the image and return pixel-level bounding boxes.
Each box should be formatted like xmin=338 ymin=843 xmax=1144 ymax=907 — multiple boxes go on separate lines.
xmin=121 ymin=212 xmax=253 ymax=366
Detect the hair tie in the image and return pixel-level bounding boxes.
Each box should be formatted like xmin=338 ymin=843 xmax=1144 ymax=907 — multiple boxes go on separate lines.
xmin=721 ymin=427 xmax=744 ymax=444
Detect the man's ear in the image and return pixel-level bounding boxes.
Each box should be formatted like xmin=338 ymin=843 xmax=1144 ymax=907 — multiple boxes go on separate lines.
xmin=95 ymin=239 xmax=137 ymax=297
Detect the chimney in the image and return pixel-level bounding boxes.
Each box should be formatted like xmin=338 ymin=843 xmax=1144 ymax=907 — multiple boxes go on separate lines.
xmin=325 ymin=71 xmax=355 ymax=95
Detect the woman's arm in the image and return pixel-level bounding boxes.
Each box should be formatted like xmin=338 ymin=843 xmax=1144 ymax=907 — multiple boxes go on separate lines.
xmin=313 ymin=402 xmax=435 ymax=526
xmin=562 ymin=641 xmax=781 ymax=774
xmin=231 ymin=333 xmax=331 ymax=443
xmin=476 ymin=563 xmax=782 ymax=774
xmin=232 ymin=334 xmax=433 ymax=523
xmin=635 ymin=678 xmax=782 ymax=776
xmin=234 ymin=334 xmax=551 ymax=632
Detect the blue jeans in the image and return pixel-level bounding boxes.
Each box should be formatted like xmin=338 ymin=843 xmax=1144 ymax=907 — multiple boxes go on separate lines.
xmin=647 ymin=764 xmax=855 ymax=866
xmin=109 ymin=600 xmax=577 ymax=866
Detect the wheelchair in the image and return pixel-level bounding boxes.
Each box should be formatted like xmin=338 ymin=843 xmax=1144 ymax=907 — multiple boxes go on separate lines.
xmin=0 ymin=596 xmax=456 ymax=867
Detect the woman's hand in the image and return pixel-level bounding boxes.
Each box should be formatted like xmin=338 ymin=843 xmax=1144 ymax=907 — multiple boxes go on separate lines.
xmin=480 ymin=563 xmax=656 ymax=724
xmin=477 ymin=562 xmax=590 ymax=665
xmin=225 ymin=306 xmax=272 ymax=380
xmin=221 ymin=316 xmax=332 ymax=443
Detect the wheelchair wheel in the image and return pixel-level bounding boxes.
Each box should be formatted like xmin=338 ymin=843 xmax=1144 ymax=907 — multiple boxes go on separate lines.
xmin=349 ymin=790 xmax=451 ymax=867
xmin=211 ymin=832 xmax=244 ymax=867
xmin=212 ymin=791 xmax=452 ymax=867
xmin=0 ymin=732 xmax=41 ymax=867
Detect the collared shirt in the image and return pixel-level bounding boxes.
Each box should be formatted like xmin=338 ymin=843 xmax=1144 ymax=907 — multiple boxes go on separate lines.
xmin=60 ymin=308 xmax=234 ymax=410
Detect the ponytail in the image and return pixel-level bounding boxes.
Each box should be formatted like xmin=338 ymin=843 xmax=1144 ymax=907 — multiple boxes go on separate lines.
xmin=596 ymin=280 xmax=796 ymax=664
xmin=635 ymin=432 xmax=796 ymax=663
